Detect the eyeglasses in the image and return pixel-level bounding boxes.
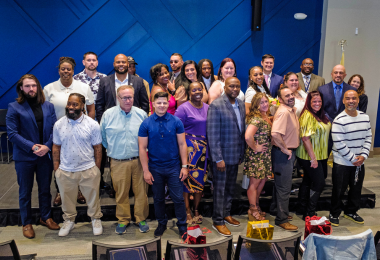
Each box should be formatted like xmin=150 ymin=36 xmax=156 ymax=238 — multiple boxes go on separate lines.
xmin=118 ymin=95 xmax=133 ymax=101
xmin=302 ymin=63 xmax=314 ymax=67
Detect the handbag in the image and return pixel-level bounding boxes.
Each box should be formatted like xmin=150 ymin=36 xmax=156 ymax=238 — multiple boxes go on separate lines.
xmin=304 ymin=216 xmax=332 ymax=239
xmin=182 ymin=225 xmax=207 ymax=244
xmin=247 ymin=220 xmax=274 ymax=240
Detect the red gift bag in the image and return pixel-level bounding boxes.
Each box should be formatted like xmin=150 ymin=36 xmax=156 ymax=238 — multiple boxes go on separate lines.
xmin=304 ymin=216 xmax=332 ymax=239
xmin=182 ymin=225 xmax=207 ymax=244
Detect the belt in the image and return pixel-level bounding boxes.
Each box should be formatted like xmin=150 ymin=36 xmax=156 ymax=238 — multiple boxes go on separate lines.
xmin=112 ymin=156 xmax=139 ymax=161
xmin=273 ymin=146 xmax=296 ymax=151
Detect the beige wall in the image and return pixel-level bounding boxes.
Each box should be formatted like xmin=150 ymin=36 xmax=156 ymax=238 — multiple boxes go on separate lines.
xmin=320 ymin=0 xmax=380 ymax=148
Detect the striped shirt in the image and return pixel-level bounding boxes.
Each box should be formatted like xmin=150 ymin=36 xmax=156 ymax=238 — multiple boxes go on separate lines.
xmin=331 ymin=110 xmax=372 ymax=166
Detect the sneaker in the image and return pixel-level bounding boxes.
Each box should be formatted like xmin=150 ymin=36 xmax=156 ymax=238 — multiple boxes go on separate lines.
xmin=344 ymin=213 xmax=364 ymax=224
xmin=58 ymin=220 xmax=75 ymax=237
xmin=138 ymin=221 xmax=150 ymax=233
xmin=329 ymin=214 xmax=339 ymax=227
xmin=92 ymin=219 xmax=103 ymax=236
xmin=115 ymin=223 xmax=128 ymax=235
xmin=179 ymin=229 xmax=188 ymax=241
xmin=154 ymin=223 xmax=167 ymax=237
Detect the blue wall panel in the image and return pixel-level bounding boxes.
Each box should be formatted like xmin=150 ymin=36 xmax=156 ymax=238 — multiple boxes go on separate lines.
xmin=0 ymin=0 xmax=324 ymax=109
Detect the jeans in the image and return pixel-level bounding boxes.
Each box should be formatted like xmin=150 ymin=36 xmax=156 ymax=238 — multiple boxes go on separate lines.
xmin=150 ymin=164 xmax=187 ymax=232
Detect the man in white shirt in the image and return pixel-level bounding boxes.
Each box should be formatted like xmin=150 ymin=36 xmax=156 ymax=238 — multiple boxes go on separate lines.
xmin=53 ymin=93 xmax=103 ymax=237
xmin=261 ymin=54 xmax=283 ymax=98
xmin=296 ymin=58 xmax=325 ymax=93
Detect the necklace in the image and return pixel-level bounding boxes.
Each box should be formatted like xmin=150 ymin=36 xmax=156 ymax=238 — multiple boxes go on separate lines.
xmin=156 ymin=82 xmax=168 ymax=93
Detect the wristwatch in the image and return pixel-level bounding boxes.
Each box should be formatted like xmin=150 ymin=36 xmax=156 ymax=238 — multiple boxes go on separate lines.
xmin=182 ymin=164 xmax=188 ymax=168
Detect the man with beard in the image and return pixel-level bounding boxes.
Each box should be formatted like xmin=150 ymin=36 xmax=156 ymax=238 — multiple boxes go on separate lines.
xmin=271 ymin=86 xmax=300 ymax=231
xmin=329 ymin=90 xmax=372 ymax=227
xmin=169 ymin=53 xmax=184 ymax=92
xmin=207 ymin=77 xmax=245 ymax=236
xmin=53 ymin=93 xmax=103 ymax=237
xmin=6 ymin=74 xmax=60 ymax=239
xmin=296 ymin=58 xmax=325 ymax=93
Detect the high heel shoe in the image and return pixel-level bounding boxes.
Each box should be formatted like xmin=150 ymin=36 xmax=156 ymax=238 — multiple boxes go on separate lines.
xmin=248 ymin=206 xmax=265 ymax=221
xmin=257 ymin=205 xmax=266 ymax=217
xmin=193 ymin=210 xmax=203 ymax=224
xmin=186 ymin=213 xmax=195 ymax=226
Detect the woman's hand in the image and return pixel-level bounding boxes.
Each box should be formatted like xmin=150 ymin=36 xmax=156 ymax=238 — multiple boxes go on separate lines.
xmin=254 ymin=140 xmax=268 ymax=153
xmin=310 ymin=159 xmax=318 ymax=168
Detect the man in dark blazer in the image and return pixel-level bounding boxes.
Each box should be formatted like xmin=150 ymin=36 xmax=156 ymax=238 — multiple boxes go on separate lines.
xmin=168 ymin=53 xmax=183 ymax=91
xmin=261 ymin=54 xmax=283 ymax=98
xmin=207 ymin=77 xmax=245 ymax=237
xmin=95 ymin=54 xmax=149 ymax=122
xmin=6 ymin=74 xmax=60 ymax=239
xmin=319 ymin=64 xmax=357 ymax=154
xmin=296 ymin=58 xmax=325 ymax=93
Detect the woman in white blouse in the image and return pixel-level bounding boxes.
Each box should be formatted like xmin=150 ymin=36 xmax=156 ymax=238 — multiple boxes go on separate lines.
xmin=245 ymin=66 xmax=272 ymax=115
xmin=283 ymin=72 xmax=307 ymax=117
xmin=43 ymin=57 xmax=95 ymax=120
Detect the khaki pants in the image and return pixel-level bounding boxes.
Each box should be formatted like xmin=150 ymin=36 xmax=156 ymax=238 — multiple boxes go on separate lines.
xmin=111 ymin=158 xmax=148 ymax=225
xmin=55 ymin=166 xmax=103 ymax=221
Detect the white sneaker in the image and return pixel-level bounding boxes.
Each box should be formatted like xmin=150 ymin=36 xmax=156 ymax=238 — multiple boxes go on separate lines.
xmin=58 ymin=220 xmax=75 ymax=237
xmin=92 ymin=219 xmax=103 ymax=236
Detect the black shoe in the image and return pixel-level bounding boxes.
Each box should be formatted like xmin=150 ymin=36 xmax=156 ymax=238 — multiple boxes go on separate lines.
xmin=329 ymin=214 xmax=339 ymax=227
xmin=100 ymin=180 xmax=111 ymax=190
xmin=154 ymin=224 xmax=167 ymax=237
xmin=108 ymin=188 xmax=115 ymax=198
xmin=343 ymin=213 xmax=364 ymax=224
xmin=179 ymin=229 xmax=188 ymax=241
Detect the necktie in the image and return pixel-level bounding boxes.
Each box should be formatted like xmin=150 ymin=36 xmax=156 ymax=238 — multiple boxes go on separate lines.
xmin=304 ymin=76 xmax=310 ymax=92
xmin=335 ymin=85 xmax=342 ymax=109
xmin=264 ymin=74 xmax=269 ymax=87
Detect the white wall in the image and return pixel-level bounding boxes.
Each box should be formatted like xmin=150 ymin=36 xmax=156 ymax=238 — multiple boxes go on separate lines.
xmin=320 ymin=0 xmax=380 ymax=149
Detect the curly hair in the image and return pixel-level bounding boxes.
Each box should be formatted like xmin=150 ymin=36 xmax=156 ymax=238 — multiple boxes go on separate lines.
xmin=58 ymin=56 xmax=76 ymax=69
xmin=246 ymin=92 xmax=270 ymax=124
xmin=347 ymin=74 xmax=365 ymax=96
xmin=150 ymin=63 xmax=169 ymax=83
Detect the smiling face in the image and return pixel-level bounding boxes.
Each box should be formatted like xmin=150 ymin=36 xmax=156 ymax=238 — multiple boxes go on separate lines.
xmin=153 ymin=97 xmax=169 ymax=116
xmin=83 ymin=54 xmax=98 ymax=72
xmin=221 ymin=62 xmax=235 ymax=81
xmin=350 ymin=76 xmax=361 ymax=89
xmin=258 ymin=96 xmax=269 ymax=113
xmin=65 ymin=95 xmax=84 ymax=120
xmin=20 ymin=78 xmax=38 ymax=98
xmin=157 ymin=66 xmax=170 ymax=85
xmin=184 ymin=63 xmax=197 ymax=82
xmin=201 ymin=61 xmax=212 ymax=79
xmin=261 ymin=58 xmax=274 ymax=73
xmin=300 ymin=58 xmax=314 ymax=75
xmin=331 ymin=65 xmax=346 ymax=85
xmin=286 ymin=74 xmax=299 ymax=93
xmin=279 ymin=88 xmax=295 ymax=108
xmin=310 ymin=94 xmax=322 ymax=113
xmin=224 ymin=77 xmax=241 ymax=100
xmin=113 ymin=54 xmax=128 ymax=75
xmin=250 ymin=67 xmax=264 ymax=86
xmin=59 ymin=62 xmax=74 ymax=81
xmin=189 ymin=82 xmax=203 ymax=103
xmin=343 ymin=90 xmax=359 ymax=111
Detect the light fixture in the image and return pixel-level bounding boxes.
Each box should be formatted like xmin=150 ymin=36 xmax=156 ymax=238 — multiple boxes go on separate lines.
xmin=294 ymin=13 xmax=307 ymax=20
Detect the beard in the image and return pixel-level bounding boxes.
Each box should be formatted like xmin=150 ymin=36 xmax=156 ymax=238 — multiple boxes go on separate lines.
xmin=65 ymin=107 xmax=82 ymax=120
xmin=23 ymin=90 xmax=37 ymax=99
xmin=114 ymin=67 xmax=128 ymax=74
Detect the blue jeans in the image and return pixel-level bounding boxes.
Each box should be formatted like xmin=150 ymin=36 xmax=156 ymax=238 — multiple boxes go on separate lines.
xmin=150 ymin=164 xmax=187 ymax=232
xmin=15 ymin=154 xmax=53 ymax=226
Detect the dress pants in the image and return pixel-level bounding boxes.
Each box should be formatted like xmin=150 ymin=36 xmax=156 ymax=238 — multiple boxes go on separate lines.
xmin=110 ymin=158 xmax=149 ymax=225
xmin=330 ymin=162 xmax=365 ymax=217
xmin=270 ymin=148 xmax=296 ymax=225
xmin=150 ymin=164 xmax=187 ymax=232
xmin=55 ymin=165 xmax=103 ymax=221
xmin=15 ymin=154 xmax=53 ymax=226
xmin=212 ymin=162 xmax=239 ymax=226
xmin=298 ymin=158 xmax=327 ymax=193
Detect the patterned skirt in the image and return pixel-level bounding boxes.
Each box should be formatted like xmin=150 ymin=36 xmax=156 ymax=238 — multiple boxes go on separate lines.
xmin=183 ymin=133 xmax=208 ymax=193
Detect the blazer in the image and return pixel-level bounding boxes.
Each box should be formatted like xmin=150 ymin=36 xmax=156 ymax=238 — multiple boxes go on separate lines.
xmin=169 ymin=71 xmax=182 ymax=89
xmin=207 ymin=94 xmax=246 ymax=165
xmin=95 ymin=73 xmax=149 ymax=121
xmin=296 ymin=72 xmax=325 ymax=93
xmin=6 ymin=101 xmax=57 ymax=161
xmin=268 ymin=73 xmax=283 ymax=98
xmin=318 ymin=81 xmax=357 ymax=121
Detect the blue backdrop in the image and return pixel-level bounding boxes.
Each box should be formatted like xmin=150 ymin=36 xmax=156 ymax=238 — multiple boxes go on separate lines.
xmin=0 ymin=0 xmax=323 ymax=108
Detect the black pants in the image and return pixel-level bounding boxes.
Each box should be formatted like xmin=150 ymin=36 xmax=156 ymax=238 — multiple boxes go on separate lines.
xmin=298 ymin=158 xmax=327 ymax=193
xmin=330 ymin=162 xmax=365 ymax=217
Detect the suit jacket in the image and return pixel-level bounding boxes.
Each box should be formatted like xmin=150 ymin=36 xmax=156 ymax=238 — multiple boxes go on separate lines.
xmin=207 ymin=94 xmax=246 ymax=165
xmin=296 ymin=72 xmax=325 ymax=93
xmin=6 ymin=101 xmax=57 ymax=161
xmin=169 ymin=71 xmax=182 ymax=89
xmin=95 ymin=73 xmax=149 ymax=121
xmin=318 ymin=81 xmax=357 ymax=121
xmin=268 ymin=73 xmax=283 ymax=98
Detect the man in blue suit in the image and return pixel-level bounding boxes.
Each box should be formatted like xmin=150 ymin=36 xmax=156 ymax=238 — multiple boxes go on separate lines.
xmin=318 ymin=65 xmax=357 ymax=154
xmin=261 ymin=54 xmax=283 ymax=98
xmin=6 ymin=74 xmax=59 ymax=239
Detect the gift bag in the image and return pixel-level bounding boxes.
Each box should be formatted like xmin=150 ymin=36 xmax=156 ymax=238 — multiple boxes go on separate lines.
xmin=304 ymin=216 xmax=332 ymax=239
xmin=242 ymin=174 xmax=250 ymax=189
xmin=183 ymin=225 xmax=207 ymax=244
xmin=247 ymin=220 xmax=274 ymax=240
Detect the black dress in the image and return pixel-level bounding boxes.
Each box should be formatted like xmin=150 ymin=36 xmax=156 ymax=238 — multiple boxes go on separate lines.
xmin=358 ymin=94 xmax=368 ymax=113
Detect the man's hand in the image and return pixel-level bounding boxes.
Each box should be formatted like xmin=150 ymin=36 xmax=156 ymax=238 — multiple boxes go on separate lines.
xmin=179 ymin=168 xmax=188 ymax=181
xmin=216 ymin=160 xmax=226 ymax=172
xmin=168 ymin=79 xmax=176 ymax=92
xmin=353 ymin=155 xmax=365 ymax=166
xmin=282 ymin=149 xmax=292 ymax=160
xmin=144 ymin=171 xmax=154 ymax=185
xmin=33 ymin=144 xmax=50 ymax=157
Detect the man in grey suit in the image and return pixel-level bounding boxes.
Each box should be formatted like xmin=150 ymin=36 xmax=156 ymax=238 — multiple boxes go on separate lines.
xmin=296 ymin=58 xmax=325 ymax=93
xmin=207 ymin=77 xmax=245 ymax=237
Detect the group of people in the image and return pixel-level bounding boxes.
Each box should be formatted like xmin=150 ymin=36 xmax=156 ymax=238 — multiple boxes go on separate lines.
xmin=6 ymin=51 xmax=372 ymax=240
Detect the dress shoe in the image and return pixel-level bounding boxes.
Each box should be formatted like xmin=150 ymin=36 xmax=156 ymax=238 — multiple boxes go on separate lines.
xmin=212 ymin=224 xmax=231 ymax=237
xmin=277 ymin=222 xmax=298 ymax=231
xmin=108 ymin=188 xmax=115 ymax=198
xmin=224 ymin=216 xmax=240 ymax=227
xmin=22 ymin=224 xmax=35 ymax=239
xmin=40 ymin=218 xmax=60 ymax=230
xmin=53 ymin=193 xmax=62 ymax=207
xmin=77 ymin=190 xmax=86 ymax=204
xmin=288 ymin=215 xmax=293 ymax=221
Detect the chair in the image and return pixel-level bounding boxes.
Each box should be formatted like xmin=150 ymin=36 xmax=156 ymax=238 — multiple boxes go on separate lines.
xmin=0 ymin=239 xmax=37 ymax=260
xmin=0 ymin=109 xmax=12 ymax=164
xmin=233 ymin=231 xmax=302 ymax=260
xmin=92 ymin=237 xmax=161 ymax=260
xmin=165 ymin=236 xmax=233 ymax=260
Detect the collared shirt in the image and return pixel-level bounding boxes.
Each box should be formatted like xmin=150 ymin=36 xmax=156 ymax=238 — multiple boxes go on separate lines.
xmin=171 ymin=71 xmax=180 ymax=81
xmin=115 ymin=74 xmax=129 ymax=106
xmin=100 ymin=106 xmax=147 ymax=160
xmin=332 ymin=81 xmax=343 ymax=109
xmin=231 ymin=100 xmax=242 ymax=132
xmin=301 ymin=72 xmax=311 ymax=85
xmin=43 ymin=79 xmax=94 ymax=120
xmin=53 ymin=114 xmax=102 ymax=172
xmin=272 ymin=104 xmax=300 ymax=149
xmin=73 ymin=69 xmax=107 ymax=101
xmin=264 ymin=72 xmax=272 ymax=89
xmin=138 ymin=112 xmax=185 ymax=168
xmin=332 ymin=81 xmax=343 ymax=96
xmin=202 ymin=76 xmax=212 ymax=90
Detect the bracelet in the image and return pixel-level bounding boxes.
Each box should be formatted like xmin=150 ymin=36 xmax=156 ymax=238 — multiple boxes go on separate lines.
xmin=310 ymin=158 xmax=316 ymax=163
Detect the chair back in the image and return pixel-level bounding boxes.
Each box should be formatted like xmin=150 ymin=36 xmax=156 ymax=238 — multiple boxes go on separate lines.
xmin=92 ymin=237 xmax=161 ymax=260
xmin=165 ymin=236 xmax=233 ymax=260
xmin=234 ymin=231 xmax=302 ymax=260
xmin=0 ymin=109 xmax=7 ymax=127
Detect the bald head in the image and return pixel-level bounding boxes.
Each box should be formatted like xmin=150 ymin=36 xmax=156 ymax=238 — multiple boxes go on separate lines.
xmin=331 ymin=64 xmax=346 ymax=85
xmin=344 ymin=90 xmax=358 ymax=98
xmin=113 ymin=54 xmax=128 ymax=75
xmin=343 ymin=90 xmax=359 ymax=112
xmin=114 ymin=54 xmax=127 ymax=61
xmin=300 ymin=58 xmax=314 ymax=75
xmin=224 ymin=77 xmax=241 ymax=100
